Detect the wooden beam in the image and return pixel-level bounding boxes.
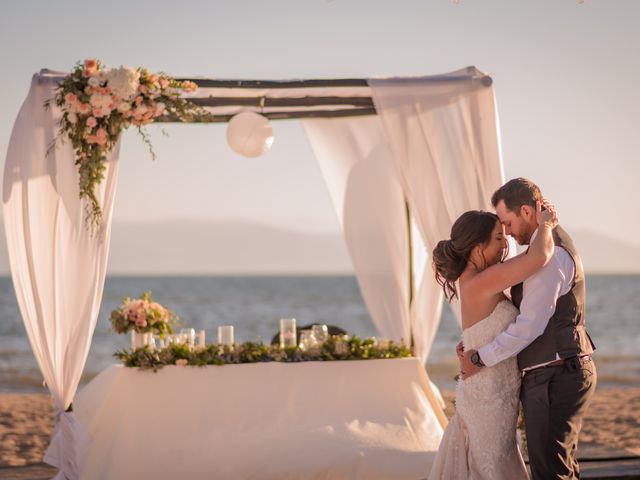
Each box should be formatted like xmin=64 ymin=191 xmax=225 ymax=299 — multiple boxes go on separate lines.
xmin=174 ymin=74 xmax=492 ymax=89
xmin=157 ymin=107 xmax=377 ymax=123
xmin=188 ymin=96 xmax=374 ymax=108
xmin=174 ymin=78 xmax=370 ymax=89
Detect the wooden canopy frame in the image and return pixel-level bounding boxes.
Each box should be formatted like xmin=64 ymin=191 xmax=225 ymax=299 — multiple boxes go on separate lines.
xmin=159 ymin=74 xmax=493 ymax=123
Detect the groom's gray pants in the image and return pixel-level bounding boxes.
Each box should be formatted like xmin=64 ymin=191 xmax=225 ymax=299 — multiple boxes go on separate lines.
xmin=520 ymin=356 xmax=597 ymax=480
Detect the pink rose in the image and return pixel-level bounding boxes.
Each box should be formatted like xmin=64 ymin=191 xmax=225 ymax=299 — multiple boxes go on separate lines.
xmin=92 ymin=108 xmax=104 ymax=118
xmin=78 ymin=103 xmax=91 ymax=115
xmin=86 ymin=117 xmax=97 ymax=128
xmin=159 ymin=78 xmax=170 ymax=89
xmin=134 ymin=317 xmax=147 ymax=328
xmin=86 ymin=135 xmax=97 ymax=144
xmin=64 ymin=93 xmax=78 ymax=104
xmin=96 ymin=128 xmax=107 ymax=145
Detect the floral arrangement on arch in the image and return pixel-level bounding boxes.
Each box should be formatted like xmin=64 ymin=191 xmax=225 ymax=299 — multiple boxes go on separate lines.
xmin=48 ymin=59 xmax=209 ymax=227
xmin=110 ymin=291 xmax=178 ymax=337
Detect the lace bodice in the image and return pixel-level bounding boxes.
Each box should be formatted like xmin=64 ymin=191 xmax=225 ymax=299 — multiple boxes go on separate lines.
xmin=462 ymin=300 xmax=519 ymax=351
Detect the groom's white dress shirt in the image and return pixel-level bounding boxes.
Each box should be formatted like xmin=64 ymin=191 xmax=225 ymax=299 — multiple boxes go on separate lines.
xmin=477 ymin=228 xmax=576 ymax=369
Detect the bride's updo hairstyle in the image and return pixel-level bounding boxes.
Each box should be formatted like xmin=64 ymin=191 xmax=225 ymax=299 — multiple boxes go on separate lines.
xmin=432 ymin=210 xmax=500 ymax=301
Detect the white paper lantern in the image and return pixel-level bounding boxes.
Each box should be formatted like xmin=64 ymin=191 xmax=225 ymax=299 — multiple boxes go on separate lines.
xmin=226 ymin=111 xmax=274 ymax=157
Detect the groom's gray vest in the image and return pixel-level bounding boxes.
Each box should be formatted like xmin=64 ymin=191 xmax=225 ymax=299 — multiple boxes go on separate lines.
xmin=511 ymin=226 xmax=595 ymax=370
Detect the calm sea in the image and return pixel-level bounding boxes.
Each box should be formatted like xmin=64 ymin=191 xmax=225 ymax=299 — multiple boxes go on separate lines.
xmin=0 ymin=275 xmax=638 ymax=393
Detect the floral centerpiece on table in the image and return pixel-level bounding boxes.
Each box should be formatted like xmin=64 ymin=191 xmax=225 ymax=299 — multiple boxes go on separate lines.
xmin=47 ymin=59 xmax=210 ymax=227
xmin=110 ymin=291 xmax=177 ymax=338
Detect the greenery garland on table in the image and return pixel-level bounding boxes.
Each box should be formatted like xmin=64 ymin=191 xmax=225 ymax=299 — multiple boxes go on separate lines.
xmin=114 ymin=336 xmax=412 ymax=371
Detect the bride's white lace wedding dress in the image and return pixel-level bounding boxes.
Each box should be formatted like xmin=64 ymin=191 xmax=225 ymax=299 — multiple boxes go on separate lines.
xmin=429 ymin=300 xmax=529 ymax=480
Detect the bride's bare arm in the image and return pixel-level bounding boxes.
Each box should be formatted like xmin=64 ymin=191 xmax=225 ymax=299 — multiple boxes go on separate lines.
xmin=468 ymin=201 xmax=557 ymax=296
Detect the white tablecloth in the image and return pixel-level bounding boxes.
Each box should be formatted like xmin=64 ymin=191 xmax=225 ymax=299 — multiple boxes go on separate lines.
xmin=66 ymin=358 xmax=446 ymax=479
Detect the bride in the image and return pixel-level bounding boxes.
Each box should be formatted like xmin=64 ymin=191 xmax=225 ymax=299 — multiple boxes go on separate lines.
xmin=428 ymin=201 xmax=557 ymax=480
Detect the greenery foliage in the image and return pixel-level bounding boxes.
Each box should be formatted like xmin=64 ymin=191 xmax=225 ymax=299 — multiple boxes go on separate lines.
xmin=114 ymin=336 xmax=412 ymax=371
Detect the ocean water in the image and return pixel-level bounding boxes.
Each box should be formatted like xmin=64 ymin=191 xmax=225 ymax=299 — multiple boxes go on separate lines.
xmin=0 ymin=275 xmax=638 ymax=393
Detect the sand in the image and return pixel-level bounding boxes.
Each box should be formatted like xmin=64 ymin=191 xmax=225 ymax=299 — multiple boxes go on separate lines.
xmin=0 ymin=387 xmax=638 ymax=468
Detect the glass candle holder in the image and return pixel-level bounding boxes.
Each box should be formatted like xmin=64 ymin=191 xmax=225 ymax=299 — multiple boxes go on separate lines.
xmin=180 ymin=328 xmax=196 ymax=347
xmin=218 ymin=325 xmax=234 ymax=346
xmin=279 ymin=318 xmax=297 ymax=348
xmin=299 ymin=330 xmax=317 ymax=351
xmin=311 ymin=324 xmax=329 ymax=345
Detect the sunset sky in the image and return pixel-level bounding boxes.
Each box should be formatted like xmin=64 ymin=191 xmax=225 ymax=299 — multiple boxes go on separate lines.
xmin=1 ymin=0 xmax=638 ymax=245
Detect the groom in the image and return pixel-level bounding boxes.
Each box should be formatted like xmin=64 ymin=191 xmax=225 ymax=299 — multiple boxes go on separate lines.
xmin=460 ymin=178 xmax=596 ymax=480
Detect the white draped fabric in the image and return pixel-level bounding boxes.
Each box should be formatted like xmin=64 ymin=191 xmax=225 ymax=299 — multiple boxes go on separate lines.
xmin=303 ymin=117 xmax=411 ymax=345
xmin=2 ymin=70 xmax=120 ymax=480
xmin=61 ymin=360 xmax=446 ymax=479
xmin=369 ymin=67 xmax=504 ymax=362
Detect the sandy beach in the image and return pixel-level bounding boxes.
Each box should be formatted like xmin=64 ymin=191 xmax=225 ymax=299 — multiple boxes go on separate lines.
xmin=0 ymin=387 xmax=638 ymax=468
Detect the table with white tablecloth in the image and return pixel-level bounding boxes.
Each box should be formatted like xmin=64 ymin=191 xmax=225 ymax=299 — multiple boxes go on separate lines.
xmin=63 ymin=358 xmax=446 ymax=479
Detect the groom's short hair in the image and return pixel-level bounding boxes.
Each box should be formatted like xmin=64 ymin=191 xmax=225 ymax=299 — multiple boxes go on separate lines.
xmin=491 ymin=177 xmax=543 ymax=214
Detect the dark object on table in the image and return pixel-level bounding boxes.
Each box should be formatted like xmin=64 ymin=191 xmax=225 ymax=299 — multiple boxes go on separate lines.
xmin=270 ymin=324 xmax=348 ymax=346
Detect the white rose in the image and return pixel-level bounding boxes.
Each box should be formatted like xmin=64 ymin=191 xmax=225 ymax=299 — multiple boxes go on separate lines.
xmin=104 ymin=66 xmax=140 ymax=101
xmin=100 ymin=94 xmax=113 ymax=108
xmin=117 ymin=102 xmax=132 ymax=113
xmin=90 ymin=93 xmax=103 ymax=108
xmin=88 ymin=76 xmax=101 ymax=88
xmin=154 ymin=102 xmax=166 ymax=116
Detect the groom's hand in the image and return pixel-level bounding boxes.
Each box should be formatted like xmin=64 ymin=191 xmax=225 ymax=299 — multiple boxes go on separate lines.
xmin=460 ymin=349 xmax=483 ymax=379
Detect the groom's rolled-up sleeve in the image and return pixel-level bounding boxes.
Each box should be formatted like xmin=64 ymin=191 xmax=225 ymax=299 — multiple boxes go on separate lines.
xmin=477 ymin=249 xmax=573 ymax=367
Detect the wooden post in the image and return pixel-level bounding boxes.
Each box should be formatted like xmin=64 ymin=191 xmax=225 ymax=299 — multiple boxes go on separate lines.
xmin=405 ymin=199 xmax=415 ymax=352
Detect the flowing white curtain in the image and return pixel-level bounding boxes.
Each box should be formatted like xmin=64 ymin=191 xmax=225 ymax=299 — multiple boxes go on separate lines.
xmin=369 ymin=67 xmax=505 ymax=362
xmin=303 ymin=116 xmax=412 ymax=344
xmin=2 ymin=70 xmax=120 ymax=480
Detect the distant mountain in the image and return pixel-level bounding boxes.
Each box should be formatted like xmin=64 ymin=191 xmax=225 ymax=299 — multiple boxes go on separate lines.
xmin=566 ymin=228 xmax=640 ymax=274
xmin=0 ymin=222 xmax=637 ymax=274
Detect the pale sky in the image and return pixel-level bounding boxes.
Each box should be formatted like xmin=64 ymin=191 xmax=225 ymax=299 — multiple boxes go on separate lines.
xmin=1 ymin=0 xmax=638 ymax=243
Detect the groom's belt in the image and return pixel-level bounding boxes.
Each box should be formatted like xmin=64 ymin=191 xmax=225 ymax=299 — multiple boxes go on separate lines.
xmin=525 ymin=354 xmax=592 ymax=373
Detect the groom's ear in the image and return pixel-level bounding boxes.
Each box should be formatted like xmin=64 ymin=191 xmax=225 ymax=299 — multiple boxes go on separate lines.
xmin=520 ymin=204 xmax=534 ymax=221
